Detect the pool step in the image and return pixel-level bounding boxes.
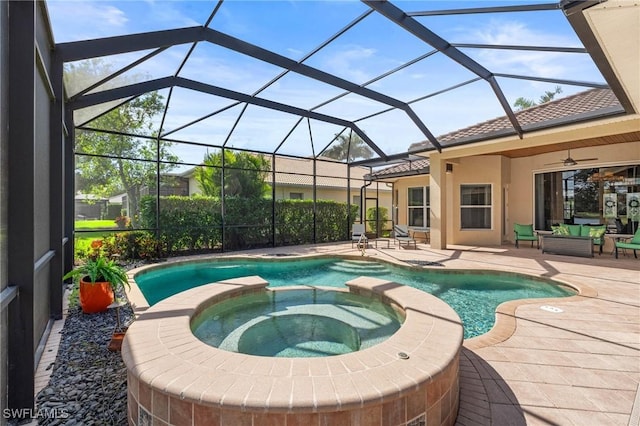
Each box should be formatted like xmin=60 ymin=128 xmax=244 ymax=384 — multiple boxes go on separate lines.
xmin=329 ymin=261 xmax=389 ymax=274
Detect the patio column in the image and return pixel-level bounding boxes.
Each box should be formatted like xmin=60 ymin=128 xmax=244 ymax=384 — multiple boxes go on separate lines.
xmin=429 ymin=155 xmax=449 ymax=250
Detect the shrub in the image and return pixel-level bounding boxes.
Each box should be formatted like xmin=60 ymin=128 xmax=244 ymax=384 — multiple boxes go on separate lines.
xmin=366 ymin=206 xmax=389 ymax=235
xmin=138 ymin=195 xmax=357 ymax=254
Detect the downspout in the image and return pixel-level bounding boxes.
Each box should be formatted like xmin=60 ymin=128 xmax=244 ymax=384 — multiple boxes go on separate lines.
xmin=360 ymin=172 xmax=373 ymax=224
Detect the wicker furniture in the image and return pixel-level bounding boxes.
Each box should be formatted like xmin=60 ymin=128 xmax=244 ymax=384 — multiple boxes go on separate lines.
xmin=541 ymin=235 xmax=593 ymax=258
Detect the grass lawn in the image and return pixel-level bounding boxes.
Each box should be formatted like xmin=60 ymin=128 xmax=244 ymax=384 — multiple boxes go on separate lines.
xmin=75 ymin=220 xmax=119 ymax=255
xmin=75 ymin=219 xmax=118 ymax=230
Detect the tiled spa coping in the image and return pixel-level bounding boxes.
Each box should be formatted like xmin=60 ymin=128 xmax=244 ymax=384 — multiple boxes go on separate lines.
xmin=122 ymin=276 xmax=464 ymax=424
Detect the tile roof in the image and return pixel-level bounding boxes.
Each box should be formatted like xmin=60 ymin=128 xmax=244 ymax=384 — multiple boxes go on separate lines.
xmin=275 ymin=173 xmax=379 ymax=190
xmin=368 ymin=158 xmax=430 ymax=180
xmin=369 ymin=88 xmax=623 ymax=179
xmin=409 ymin=88 xmax=623 ymax=152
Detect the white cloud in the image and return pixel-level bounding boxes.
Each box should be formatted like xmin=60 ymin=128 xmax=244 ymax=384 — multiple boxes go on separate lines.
xmin=461 ymin=19 xmax=583 ymax=78
xmin=323 ymin=45 xmax=377 ymax=83
xmin=47 ymin=1 xmax=128 ymax=41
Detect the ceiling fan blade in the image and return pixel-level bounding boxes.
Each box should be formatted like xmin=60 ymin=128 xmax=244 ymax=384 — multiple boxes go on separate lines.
xmin=544 ymin=149 xmax=598 ymax=167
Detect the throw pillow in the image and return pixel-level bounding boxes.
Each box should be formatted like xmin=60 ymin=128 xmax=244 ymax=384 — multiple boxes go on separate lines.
xmin=552 ymin=225 xmax=569 ymax=236
xmin=566 ymin=224 xmax=581 ymax=236
xmin=588 ymin=227 xmax=606 ymax=240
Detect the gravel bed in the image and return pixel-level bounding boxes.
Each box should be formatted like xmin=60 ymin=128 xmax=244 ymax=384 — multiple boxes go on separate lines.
xmin=33 ymin=288 xmax=135 ymax=426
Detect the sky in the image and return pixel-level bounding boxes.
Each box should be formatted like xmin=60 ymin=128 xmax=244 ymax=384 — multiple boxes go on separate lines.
xmin=46 ymin=0 xmax=608 ymax=167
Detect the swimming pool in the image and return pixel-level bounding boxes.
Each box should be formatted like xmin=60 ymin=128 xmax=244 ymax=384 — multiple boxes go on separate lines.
xmin=134 ymin=256 xmax=576 ymax=339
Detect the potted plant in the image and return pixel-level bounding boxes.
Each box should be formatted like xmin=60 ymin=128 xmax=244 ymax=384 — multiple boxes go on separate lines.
xmin=63 ymin=256 xmax=129 ymax=314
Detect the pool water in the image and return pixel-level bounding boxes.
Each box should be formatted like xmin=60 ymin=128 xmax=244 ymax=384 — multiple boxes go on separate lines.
xmin=136 ymin=257 xmax=576 ymax=339
xmin=191 ymin=289 xmax=404 ymax=357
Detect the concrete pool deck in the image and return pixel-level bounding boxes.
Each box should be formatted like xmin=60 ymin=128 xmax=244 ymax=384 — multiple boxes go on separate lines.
xmin=36 ymin=241 xmax=639 ymax=425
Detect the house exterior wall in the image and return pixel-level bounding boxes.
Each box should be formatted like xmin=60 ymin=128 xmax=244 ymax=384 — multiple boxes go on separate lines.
xmin=392 ymin=175 xmax=430 ymax=227
xmin=421 ymin=139 xmax=640 ymax=248
xmin=273 ymin=186 xmax=347 ymax=201
xmin=449 ymin=156 xmax=505 ymax=246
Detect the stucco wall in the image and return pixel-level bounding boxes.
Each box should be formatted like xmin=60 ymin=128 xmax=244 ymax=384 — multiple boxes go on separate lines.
xmin=449 ymin=156 xmax=505 ymax=246
xmin=392 ymin=175 xmax=430 ymax=226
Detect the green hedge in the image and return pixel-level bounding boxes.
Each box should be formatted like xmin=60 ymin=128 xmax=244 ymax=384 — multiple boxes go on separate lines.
xmin=137 ymin=195 xmax=357 ymax=255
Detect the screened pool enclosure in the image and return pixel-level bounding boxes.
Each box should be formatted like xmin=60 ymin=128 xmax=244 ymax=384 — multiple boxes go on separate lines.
xmin=54 ymin=0 xmax=628 ymax=257
xmin=3 ymin=0 xmax=637 ymax=413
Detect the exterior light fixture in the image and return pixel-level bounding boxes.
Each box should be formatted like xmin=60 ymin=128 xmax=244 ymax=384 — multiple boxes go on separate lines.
xmin=446 ymin=163 xmax=453 ymax=174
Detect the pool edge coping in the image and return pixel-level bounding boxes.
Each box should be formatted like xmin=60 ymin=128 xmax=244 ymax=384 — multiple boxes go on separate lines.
xmin=122 ymin=275 xmax=464 ymax=413
xmin=124 ymin=252 xmax=596 ymax=350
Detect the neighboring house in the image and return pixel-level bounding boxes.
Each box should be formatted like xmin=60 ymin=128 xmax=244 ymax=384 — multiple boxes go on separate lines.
xmin=74 ymin=194 xmax=108 ymax=220
xmin=366 ymin=0 xmax=640 ymax=249
xmin=109 ymin=175 xmax=190 ymax=216
xmin=184 ymin=156 xmax=393 ymax=222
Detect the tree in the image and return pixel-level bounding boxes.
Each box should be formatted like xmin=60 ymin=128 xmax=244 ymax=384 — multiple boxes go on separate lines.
xmin=322 ymin=132 xmax=373 ymax=162
xmin=513 ymin=86 xmax=563 ymax=111
xmin=71 ymin=59 xmax=177 ymax=226
xmin=194 ymin=150 xmax=271 ymax=198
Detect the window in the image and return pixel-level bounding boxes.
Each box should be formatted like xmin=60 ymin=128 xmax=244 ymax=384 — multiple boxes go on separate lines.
xmin=290 ymin=192 xmax=303 ymax=200
xmin=534 ymin=165 xmax=640 ymax=232
xmin=460 ymin=185 xmax=491 ymax=229
xmin=408 ymin=187 xmax=430 ymax=227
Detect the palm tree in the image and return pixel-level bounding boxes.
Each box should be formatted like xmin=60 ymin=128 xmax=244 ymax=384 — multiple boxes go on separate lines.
xmin=322 ymin=132 xmax=373 ymax=162
xmin=513 ymin=86 xmax=563 ymax=111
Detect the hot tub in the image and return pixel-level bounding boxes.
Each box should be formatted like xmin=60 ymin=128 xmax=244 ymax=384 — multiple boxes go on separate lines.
xmin=122 ymin=276 xmax=464 ymax=425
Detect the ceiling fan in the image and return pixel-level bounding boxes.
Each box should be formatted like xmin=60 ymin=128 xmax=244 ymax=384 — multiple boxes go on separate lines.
xmin=545 ymin=149 xmax=598 ymax=167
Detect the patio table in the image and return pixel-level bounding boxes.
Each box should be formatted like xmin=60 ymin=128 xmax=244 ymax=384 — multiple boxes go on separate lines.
xmin=409 ymin=227 xmax=430 ymax=243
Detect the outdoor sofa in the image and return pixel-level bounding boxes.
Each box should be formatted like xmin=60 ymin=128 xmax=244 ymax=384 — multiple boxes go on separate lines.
xmin=516 ymin=223 xmax=606 ymax=256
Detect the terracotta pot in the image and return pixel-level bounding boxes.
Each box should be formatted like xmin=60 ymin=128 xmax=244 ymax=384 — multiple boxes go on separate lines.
xmin=108 ymin=328 xmax=127 ymax=352
xmin=79 ymin=277 xmax=115 ymax=314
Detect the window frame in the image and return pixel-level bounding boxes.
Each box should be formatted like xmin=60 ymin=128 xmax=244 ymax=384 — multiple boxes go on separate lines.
xmin=460 ymin=184 xmax=492 ymax=230
xmin=289 ymin=192 xmax=304 ymax=200
xmin=407 ymin=186 xmax=430 ymax=228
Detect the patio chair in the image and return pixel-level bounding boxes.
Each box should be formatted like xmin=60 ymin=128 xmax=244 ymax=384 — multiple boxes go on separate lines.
xmin=514 ymin=223 xmax=538 ymax=248
xmin=351 ymin=224 xmax=367 ymax=248
xmin=615 ymin=228 xmax=640 ymax=258
xmin=393 ymin=224 xmax=417 ymax=249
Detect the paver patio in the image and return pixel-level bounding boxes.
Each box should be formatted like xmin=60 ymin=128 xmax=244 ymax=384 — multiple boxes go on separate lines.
xmin=36 ymin=241 xmax=639 ymax=425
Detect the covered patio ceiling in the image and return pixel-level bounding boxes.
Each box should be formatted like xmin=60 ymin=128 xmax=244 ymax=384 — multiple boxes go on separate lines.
xmin=47 ymin=0 xmax=632 ymax=169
